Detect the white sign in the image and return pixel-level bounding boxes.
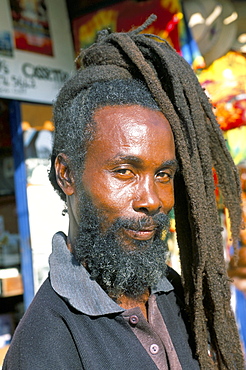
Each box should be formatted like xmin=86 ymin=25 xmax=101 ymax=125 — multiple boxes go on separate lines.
xmin=0 ymin=0 xmax=75 ymax=103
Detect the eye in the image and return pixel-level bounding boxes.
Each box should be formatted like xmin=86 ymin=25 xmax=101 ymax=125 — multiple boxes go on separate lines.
xmin=115 ymin=169 xmax=131 ymax=175
xmin=112 ymin=168 xmax=135 ymax=179
xmin=156 ymin=170 xmax=173 ymax=183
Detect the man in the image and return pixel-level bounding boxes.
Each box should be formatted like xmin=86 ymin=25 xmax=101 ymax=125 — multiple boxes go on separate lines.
xmin=3 ymin=15 xmax=244 ymax=369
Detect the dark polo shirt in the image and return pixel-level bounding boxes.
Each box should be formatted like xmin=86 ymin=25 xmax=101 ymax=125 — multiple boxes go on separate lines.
xmin=3 ymin=232 xmax=199 ymax=369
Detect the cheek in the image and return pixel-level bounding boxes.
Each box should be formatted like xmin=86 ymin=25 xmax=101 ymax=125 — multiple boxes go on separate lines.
xmin=82 ymin=175 xmax=134 ymax=218
xmin=159 ymin=182 xmax=175 ymax=212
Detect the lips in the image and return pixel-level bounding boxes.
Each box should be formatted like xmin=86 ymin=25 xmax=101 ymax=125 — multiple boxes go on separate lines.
xmin=123 ymin=226 xmax=157 ymax=241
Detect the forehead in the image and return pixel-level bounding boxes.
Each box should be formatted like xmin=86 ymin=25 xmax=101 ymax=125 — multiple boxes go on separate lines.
xmin=94 ymin=104 xmax=173 ymax=141
xmin=86 ymin=104 xmax=175 ymax=164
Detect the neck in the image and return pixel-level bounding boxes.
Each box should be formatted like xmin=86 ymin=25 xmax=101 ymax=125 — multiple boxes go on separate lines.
xmin=116 ymin=289 xmax=150 ymax=320
xmin=66 ymin=194 xmax=79 ymax=250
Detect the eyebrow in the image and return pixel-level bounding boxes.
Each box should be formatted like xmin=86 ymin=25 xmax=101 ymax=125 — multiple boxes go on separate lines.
xmin=108 ymin=155 xmax=178 ymax=169
xmin=160 ymin=159 xmax=178 ymax=169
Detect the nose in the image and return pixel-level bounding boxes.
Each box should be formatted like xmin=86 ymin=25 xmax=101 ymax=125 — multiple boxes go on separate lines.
xmin=132 ymin=177 xmax=162 ymax=215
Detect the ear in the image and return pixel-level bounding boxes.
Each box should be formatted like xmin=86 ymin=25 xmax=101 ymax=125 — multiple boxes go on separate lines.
xmin=55 ymin=153 xmax=75 ymax=196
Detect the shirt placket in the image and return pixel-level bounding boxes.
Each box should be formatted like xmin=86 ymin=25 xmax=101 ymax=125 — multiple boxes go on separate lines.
xmin=122 ymin=306 xmax=169 ymax=369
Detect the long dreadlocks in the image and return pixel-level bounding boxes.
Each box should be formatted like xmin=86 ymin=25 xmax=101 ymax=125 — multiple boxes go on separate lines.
xmin=50 ymin=15 xmax=244 ymax=369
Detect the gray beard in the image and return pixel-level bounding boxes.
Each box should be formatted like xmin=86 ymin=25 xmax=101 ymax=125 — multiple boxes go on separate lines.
xmin=73 ymin=192 xmax=170 ymax=299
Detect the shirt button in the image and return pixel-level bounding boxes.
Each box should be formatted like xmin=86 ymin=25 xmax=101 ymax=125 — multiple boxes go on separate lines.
xmin=150 ymin=344 xmax=159 ymax=355
xmin=129 ymin=315 xmax=139 ymax=325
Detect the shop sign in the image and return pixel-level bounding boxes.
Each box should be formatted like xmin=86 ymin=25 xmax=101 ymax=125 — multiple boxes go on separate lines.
xmin=0 ymin=0 xmax=74 ymax=103
xmin=0 ymin=59 xmax=69 ymax=102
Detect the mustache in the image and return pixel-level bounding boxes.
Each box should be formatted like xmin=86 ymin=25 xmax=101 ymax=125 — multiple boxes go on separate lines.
xmin=109 ymin=213 xmax=170 ymax=233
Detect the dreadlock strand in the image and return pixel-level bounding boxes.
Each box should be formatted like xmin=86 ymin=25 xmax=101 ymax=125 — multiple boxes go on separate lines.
xmin=129 ymin=14 xmax=157 ymax=35
xmin=165 ymin=51 xmax=242 ymax=368
xmin=173 ymin=49 xmax=243 ymax=369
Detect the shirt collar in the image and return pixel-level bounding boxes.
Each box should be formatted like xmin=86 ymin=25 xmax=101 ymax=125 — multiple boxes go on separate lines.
xmin=49 ymin=231 xmax=173 ymax=316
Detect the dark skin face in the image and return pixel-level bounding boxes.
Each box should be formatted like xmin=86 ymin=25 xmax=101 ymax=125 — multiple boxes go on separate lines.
xmin=81 ymin=105 xmax=176 ymax=247
xmin=55 ymin=104 xmax=176 ymax=317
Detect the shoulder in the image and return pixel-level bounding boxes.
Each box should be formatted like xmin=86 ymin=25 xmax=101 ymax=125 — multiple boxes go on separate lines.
xmin=11 ymin=278 xmax=72 ymax=336
xmin=3 ymin=278 xmax=81 ymax=369
xmin=165 ymin=265 xmax=185 ymax=303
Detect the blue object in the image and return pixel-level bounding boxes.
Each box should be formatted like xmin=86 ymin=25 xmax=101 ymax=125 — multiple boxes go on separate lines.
xmin=235 ymin=287 xmax=246 ymax=359
xmin=9 ymin=100 xmax=34 ymax=310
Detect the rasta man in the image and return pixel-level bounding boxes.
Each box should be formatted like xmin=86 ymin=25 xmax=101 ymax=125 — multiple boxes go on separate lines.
xmin=3 ymin=15 xmax=245 ymax=370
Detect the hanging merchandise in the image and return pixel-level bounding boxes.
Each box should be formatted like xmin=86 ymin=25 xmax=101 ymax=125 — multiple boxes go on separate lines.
xmin=224 ymin=126 xmax=246 ymax=165
xmin=198 ymin=50 xmax=246 ymax=245
xmin=182 ymin=0 xmax=238 ymax=67
xmin=198 ymin=51 xmax=246 ymax=132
